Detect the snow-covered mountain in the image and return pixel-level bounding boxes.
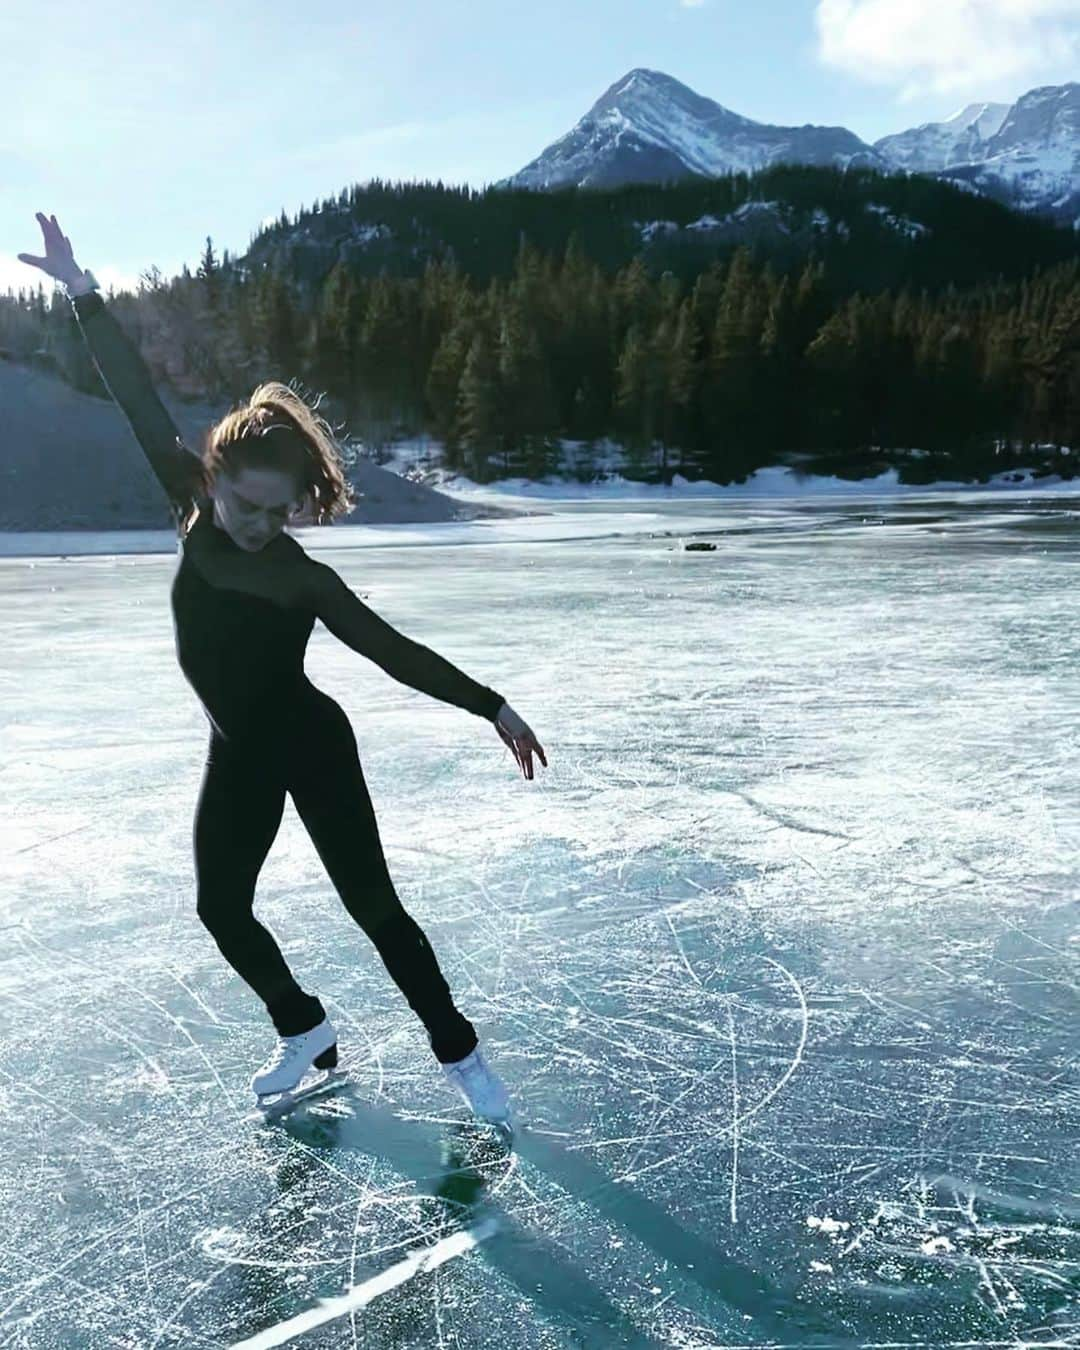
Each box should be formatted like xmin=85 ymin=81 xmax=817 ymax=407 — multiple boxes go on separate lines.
xmin=873 ymin=102 xmax=1010 ymax=171
xmin=502 ymin=70 xmax=1080 ymax=228
xmin=880 ymin=84 xmax=1080 ymax=227
xmin=500 ymin=69 xmax=884 ymax=190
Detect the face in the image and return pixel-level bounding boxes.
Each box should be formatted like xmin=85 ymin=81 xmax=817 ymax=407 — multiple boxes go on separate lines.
xmin=209 ymin=466 xmax=305 ymax=552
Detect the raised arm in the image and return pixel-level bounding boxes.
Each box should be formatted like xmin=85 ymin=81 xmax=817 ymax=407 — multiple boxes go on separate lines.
xmin=19 ymin=212 xmax=201 ymax=532
xmin=68 ymin=287 xmax=202 ymax=528
xmin=307 ymin=559 xmax=506 ymax=722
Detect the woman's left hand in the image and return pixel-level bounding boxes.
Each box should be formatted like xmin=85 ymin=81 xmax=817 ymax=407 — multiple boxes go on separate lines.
xmin=495 ymin=703 xmax=547 ymax=781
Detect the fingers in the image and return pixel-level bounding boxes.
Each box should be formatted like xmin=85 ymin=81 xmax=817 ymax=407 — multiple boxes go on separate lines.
xmin=516 ymin=737 xmax=544 ymax=779
xmin=33 ymin=211 xmax=70 ymax=253
xmin=508 ymin=737 xmax=527 ymax=778
xmin=495 ymin=720 xmax=547 ymax=780
xmin=23 ymin=211 xmax=51 ymax=262
xmin=498 ymin=725 xmax=523 ymax=773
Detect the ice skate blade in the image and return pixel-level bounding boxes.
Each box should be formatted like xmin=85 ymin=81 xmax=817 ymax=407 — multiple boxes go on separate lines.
xmin=255 ymin=1069 xmax=347 ymax=1118
xmin=471 ymin=1110 xmax=514 ymax=1139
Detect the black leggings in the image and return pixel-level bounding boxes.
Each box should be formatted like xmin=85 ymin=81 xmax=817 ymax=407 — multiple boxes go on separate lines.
xmin=192 ymin=683 xmax=478 ymax=1063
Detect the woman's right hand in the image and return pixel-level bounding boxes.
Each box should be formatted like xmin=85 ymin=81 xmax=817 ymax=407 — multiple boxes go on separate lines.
xmin=17 ymin=212 xmax=84 ymax=287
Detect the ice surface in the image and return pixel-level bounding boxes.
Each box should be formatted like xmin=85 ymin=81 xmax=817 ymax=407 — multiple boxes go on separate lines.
xmin=1 ymin=491 xmax=1078 ymax=1347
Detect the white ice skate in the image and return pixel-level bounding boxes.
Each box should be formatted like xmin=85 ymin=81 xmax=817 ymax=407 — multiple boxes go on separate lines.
xmin=252 ymin=1018 xmax=340 ymax=1112
xmin=441 ymin=1045 xmax=513 ymax=1129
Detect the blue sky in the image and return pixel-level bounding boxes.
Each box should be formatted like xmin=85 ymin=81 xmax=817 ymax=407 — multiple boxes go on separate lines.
xmin=3 ymin=0 xmax=1078 ymax=297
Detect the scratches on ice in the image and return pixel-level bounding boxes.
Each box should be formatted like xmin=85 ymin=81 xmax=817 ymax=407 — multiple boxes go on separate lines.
xmin=2 ymin=495 xmax=1078 ymax=1345
xmin=226 ymin=1218 xmax=499 ymax=1349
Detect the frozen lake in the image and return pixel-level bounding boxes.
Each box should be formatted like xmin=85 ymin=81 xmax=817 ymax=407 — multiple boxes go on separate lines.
xmin=1 ymin=490 xmax=1078 ymax=1347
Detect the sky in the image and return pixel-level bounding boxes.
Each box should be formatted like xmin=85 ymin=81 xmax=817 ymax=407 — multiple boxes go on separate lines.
xmin=3 ymin=0 xmax=1078 ymax=298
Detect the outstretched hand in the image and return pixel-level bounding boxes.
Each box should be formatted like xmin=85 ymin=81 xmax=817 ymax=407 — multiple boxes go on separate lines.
xmin=495 ymin=703 xmax=547 ymax=781
xmin=18 ymin=212 xmax=83 ymax=287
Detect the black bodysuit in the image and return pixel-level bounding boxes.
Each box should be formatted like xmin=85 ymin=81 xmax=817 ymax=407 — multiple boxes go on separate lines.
xmin=172 ymin=506 xmax=318 ymax=745
xmin=71 ymin=288 xmax=503 ymax=744
xmin=70 ymin=287 xmax=500 ymax=1057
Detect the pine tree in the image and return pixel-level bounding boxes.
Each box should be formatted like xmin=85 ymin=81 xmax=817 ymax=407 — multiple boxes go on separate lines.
xmin=426 ymin=317 xmax=473 ymax=452
xmin=705 ymin=248 xmax=765 ymax=477
xmin=196 ymin=236 xmax=220 ymax=308
xmin=356 ymin=274 xmax=420 ymax=436
xmin=615 ymin=323 xmax=654 ymax=475
xmin=663 ymin=298 xmax=700 ymax=470
xmin=804 ymin=302 xmax=858 ymax=449
xmin=496 ymin=301 xmax=554 ymax=468
xmin=253 ymin=269 xmax=299 ymax=382
xmin=457 ymin=331 xmax=499 ymax=478
xmin=612 ymin=257 xmax=654 ymax=338
xmin=1023 ymin=289 xmax=1080 ymax=449
xmin=311 ymin=262 xmax=362 ymax=405
xmin=758 ymin=274 xmax=797 ymax=454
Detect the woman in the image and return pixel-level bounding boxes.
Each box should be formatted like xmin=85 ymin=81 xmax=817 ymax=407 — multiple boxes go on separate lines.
xmin=18 ymin=211 xmax=547 ymax=1124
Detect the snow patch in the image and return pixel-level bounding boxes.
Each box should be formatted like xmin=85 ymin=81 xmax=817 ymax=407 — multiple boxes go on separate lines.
xmin=864 ymin=202 xmax=930 ymax=238
xmin=352 ymin=223 xmax=392 ymax=246
xmin=371 ymin=443 xmax=1080 ymax=504
xmin=635 ymin=219 xmax=680 ymax=243
xmin=640 ymin=201 xmax=792 ymax=241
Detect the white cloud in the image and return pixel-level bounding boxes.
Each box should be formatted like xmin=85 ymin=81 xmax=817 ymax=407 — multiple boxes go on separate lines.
xmin=815 ymin=0 xmax=1080 ymax=100
xmin=0 ymin=253 xmax=57 ymax=299
xmin=84 ymin=263 xmax=146 ymax=295
xmin=680 ymin=0 xmax=708 ymax=8
xmin=0 ymin=254 xmax=145 ymax=300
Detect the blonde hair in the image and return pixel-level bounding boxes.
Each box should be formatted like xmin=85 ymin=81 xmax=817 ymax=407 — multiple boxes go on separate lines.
xmin=179 ymin=380 xmax=358 ymax=536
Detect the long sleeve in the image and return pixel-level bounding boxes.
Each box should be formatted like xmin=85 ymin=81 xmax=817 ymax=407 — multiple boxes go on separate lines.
xmin=390 ymin=636 xmax=505 ymax=721
xmin=314 ymin=566 xmax=505 ymax=721
xmin=69 ymin=290 xmax=202 ymax=528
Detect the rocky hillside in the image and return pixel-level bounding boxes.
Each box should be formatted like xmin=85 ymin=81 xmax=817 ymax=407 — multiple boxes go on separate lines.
xmin=0 ymin=355 xmax=529 ymax=532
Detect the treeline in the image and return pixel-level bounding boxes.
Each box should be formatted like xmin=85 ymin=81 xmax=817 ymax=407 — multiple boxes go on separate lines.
xmin=2 ymin=171 xmax=1079 ymax=486
xmin=242 ymin=167 xmax=1078 ymax=294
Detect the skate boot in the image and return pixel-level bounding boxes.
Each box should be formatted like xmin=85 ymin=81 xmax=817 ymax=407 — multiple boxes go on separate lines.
xmin=251 ymin=1017 xmax=338 ymax=1104
xmin=441 ymin=1044 xmax=512 ymax=1128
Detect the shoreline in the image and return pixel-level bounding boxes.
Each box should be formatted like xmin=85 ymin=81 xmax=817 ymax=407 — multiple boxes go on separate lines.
xmin=2 ymin=469 xmax=1078 ymax=561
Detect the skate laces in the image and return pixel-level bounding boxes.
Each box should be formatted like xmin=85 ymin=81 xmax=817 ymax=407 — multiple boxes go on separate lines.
xmin=451 ymin=1049 xmax=500 ymax=1098
xmin=264 ymin=1035 xmax=303 ymax=1072
xmin=444 ymin=1047 xmax=509 ymax=1121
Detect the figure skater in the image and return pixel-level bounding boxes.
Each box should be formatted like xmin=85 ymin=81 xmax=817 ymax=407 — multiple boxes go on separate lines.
xmin=19 ymin=211 xmax=547 ymax=1123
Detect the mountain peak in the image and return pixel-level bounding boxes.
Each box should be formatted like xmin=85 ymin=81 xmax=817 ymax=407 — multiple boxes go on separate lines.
xmin=500 ymin=69 xmax=1078 ymax=227
xmin=610 ymin=67 xmax=676 ymax=90
xmin=501 ymin=68 xmax=878 ymax=191
xmin=589 ymin=67 xmax=750 ymax=128
xmin=941 ymin=101 xmax=1011 ymax=138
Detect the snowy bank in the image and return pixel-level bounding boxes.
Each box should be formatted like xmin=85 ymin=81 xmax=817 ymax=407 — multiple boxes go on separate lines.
xmin=423 ymin=463 xmax=1080 ymax=502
